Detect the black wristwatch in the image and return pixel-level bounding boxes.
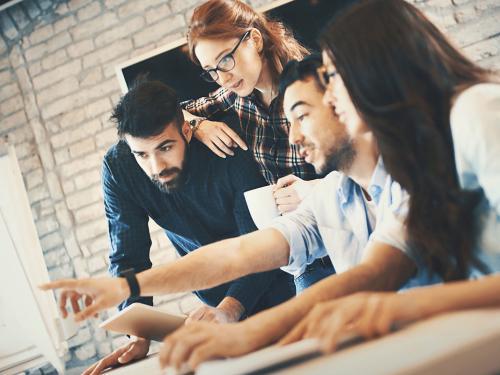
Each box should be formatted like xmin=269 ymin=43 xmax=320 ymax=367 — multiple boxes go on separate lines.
xmin=119 ymin=268 xmax=141 ymax=299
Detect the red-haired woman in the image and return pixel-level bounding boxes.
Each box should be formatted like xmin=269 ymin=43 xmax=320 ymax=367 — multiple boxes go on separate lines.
xmin=182 ymin=0 xmax=335 ymax=293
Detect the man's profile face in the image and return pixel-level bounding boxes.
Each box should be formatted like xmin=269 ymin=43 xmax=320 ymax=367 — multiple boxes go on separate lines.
xmin=125 ymin=121 xmax=190 ymax=192
xmin=284 ymin=76 xmax=355 ymax=175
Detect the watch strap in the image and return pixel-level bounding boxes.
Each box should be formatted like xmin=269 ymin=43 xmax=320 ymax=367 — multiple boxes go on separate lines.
xmin=119 ymin=268 xmax=140 ymax=299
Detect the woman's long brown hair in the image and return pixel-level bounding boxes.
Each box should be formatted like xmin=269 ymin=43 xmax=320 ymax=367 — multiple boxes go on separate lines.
xmin=320 ymin=0 xmax=493 ymax=281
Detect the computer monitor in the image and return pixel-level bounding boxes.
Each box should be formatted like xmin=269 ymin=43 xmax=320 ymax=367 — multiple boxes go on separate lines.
xmin=0 ymin=141 xmax=77 ymax=374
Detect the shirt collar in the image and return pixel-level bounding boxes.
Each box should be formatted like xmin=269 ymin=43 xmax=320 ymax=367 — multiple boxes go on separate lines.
xmin=367 ymin=157 xmax=388 ymax=204
xmin=337 ymin=156 xmax=388 ymax=205
xmin=337 ymin=173 xmax=354 ymax=206
xmin=245 ymin=90 xmax=281 ymax=112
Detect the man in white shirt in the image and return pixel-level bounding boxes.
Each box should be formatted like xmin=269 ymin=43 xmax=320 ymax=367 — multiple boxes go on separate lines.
xmin=42 ymin=56 xmax=438 ymax=371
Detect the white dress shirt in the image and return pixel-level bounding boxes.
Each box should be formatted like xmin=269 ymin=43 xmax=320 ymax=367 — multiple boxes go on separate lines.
xmin=451 ymin=83 xmax=500 ymax=274
xmin=270 ymin=158 xmax=439 ymax=289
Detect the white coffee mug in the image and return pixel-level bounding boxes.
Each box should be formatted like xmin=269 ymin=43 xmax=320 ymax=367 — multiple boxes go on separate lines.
xmin=244 ymin=185 xmax=280 ymax=229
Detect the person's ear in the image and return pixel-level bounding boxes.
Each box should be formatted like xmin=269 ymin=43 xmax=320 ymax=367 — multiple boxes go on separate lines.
xmin=249 ymin=28 xmax=264 ymax=54
xmin=182 ymin=121 xmax=192 ymax=142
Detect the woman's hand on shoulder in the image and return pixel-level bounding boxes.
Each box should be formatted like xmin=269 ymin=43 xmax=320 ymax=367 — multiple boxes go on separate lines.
xmin=194 ymin=120 xmax=248 ymax=158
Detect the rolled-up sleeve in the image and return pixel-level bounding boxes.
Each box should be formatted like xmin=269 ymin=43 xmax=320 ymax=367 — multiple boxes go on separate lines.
xmin=270 ymin=195 xmax=328 ymax=277
xmin=181 ymin=87 xmax=236 ymax=118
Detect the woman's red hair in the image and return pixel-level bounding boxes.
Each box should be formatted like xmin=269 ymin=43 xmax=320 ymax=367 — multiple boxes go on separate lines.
xmin=187 ymin=0 xmax=309 ymax=79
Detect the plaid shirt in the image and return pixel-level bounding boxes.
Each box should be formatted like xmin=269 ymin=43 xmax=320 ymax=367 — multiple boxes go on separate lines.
xmin=183 ymin=87 xmax=318 ymax=184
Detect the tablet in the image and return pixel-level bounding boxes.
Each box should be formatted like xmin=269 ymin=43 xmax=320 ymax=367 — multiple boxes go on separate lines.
xmin=99 ymin=303 xmax=186 ymax=342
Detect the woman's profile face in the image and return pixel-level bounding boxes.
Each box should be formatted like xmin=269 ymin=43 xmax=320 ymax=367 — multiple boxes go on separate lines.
xmin=321 ymin=50 xmax=367 ymax=136
xmin=194 ymin=31 xmax=263 ymax=97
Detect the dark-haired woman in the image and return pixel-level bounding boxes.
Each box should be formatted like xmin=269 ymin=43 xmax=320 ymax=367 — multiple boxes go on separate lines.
xmin=279 ymin=0 xmax=500 ymax=350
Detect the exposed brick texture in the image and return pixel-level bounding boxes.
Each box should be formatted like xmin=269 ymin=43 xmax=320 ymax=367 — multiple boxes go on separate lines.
xmin=0 ymin=0 xmax=498 ymax=372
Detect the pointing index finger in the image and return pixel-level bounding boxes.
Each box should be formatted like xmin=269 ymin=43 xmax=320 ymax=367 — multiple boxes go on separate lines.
xmin=39 ymin=279 xmax=78 ymax=291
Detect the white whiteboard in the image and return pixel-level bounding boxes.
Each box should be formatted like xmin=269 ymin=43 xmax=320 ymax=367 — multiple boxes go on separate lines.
xmin=0 ymin=144 xmax=72 ymax=374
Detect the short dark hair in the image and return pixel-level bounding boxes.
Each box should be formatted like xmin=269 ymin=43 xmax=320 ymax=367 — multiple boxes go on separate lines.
xmin=278 ymin=54 xmax=323 ymax=97
xmin=111 ymin=80 xmax=184 ymax=138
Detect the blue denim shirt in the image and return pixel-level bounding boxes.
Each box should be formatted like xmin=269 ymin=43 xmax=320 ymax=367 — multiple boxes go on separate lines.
xmin=451 ymin=83 xmax=500 ymax=274
xmin=102 ymin=139 xmax=294 ymax=314
xmin=271 ymin=158 xmax=439 ymax=289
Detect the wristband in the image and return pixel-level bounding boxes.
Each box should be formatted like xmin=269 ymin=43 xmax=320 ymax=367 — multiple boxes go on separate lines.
xmin=119 ymin=268 xmax=140 ymax=299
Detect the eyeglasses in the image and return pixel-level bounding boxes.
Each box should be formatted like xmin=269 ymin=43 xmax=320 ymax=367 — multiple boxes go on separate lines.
xmin=316 ymin=65 xmax=337 ymax=87
xmin=200 ymin=30 xmax=251 ymax=83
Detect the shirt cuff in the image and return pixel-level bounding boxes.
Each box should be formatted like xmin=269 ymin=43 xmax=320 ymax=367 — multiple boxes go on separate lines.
xmin=270 ymin=217 xmax=327 ymax=277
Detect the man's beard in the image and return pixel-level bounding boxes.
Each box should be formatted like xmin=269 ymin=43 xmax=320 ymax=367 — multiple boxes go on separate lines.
xmin=151 ymin=141 xmax=189 ymax=193
xmin=151 ymin=168 xmax=186 ymax=193
xmin=320 ymin=137 xmax=356 ymax=175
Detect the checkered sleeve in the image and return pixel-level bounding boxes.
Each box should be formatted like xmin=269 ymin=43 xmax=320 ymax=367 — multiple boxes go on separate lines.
xmin=181 ymin=87 xmax=236 ymax=118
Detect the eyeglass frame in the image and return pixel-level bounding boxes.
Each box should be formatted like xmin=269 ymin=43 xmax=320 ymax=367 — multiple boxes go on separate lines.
xmin=199 ymin=30 xmax=252 ymax=83
xmin=316 ymin=65 xmax=337 ymax=88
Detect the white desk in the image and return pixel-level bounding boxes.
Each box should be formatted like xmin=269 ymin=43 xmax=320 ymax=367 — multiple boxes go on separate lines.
xmin=273 ymin=309 xmax=500 ymax=375
xmin=107 ymin=308 xmax=500 ymax=375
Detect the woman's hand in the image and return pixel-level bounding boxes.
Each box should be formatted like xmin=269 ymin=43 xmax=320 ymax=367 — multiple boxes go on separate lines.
xmin=273 ymin=175 xmax=318 ymax=214
xmin=39 ymin=277 xmax=129 ymax=322
xmin=279 ymin=292 xmax=427 ymax=353
xmin=159 ymin=321 xmax=259 ymax=370
xmin=194 ymin=120 xmax=248 ymax=158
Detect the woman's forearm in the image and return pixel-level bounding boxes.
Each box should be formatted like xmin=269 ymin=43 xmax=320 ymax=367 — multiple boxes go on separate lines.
xmin=410 ymin=274 xmax=500 ymax=318
xmin=240 ymin=252 xmax=411 ymax=348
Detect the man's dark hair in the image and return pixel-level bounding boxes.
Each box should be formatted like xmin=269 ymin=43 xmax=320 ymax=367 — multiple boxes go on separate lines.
xmin=278 ymin=53 xmax=323 ymax=97
xmin=111 ymin=80 xmax=184 ymax=138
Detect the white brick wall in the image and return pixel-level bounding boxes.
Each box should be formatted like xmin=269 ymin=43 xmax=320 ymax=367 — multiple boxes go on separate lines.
xmin=0 ymin=0 xmax=498 ymax=372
